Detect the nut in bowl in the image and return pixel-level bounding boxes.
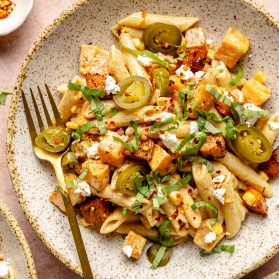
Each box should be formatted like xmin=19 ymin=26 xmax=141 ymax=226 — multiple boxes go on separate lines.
xmin=7 ymin=0 xmax=279 ymax=279
xmin=0 ymin=0 xmax=33 ymax=36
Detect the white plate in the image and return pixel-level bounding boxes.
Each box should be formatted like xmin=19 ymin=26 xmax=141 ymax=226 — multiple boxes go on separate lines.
xmin=0 ymin=198 xmax=37 ymax=279
xmin=6 ymin=0 xmax=279 ymax=278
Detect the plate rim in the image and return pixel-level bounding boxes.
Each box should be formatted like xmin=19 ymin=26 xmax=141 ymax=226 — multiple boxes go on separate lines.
xmin=0 ymin=197 xmax=37 ymax=279
xmin=6 ymin=0 xmax=279 ymax=278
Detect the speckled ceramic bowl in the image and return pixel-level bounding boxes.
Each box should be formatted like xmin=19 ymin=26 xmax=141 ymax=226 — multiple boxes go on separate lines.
xmin=0 ymin=198 xmax=37 ymax=279
xmin=6 ymin=0 xmax=279 ymax=278
xmin=263 ymin=272 xmax=279 ymax=279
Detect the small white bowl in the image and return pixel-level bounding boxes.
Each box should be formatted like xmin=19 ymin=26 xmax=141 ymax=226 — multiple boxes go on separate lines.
xmin=0 ymin=0 xmax=33 ymax=36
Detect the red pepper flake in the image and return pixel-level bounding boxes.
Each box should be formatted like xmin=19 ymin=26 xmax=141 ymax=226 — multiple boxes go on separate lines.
xmin=188 ymin=188 xmax=193 ymax=195
xmin=141 ymin=11 xmax=147 ymax=18
xmin=53 ymin=136 xmax=60 ymax=145
xmin=178 ymin=219 xmax=186 ymax=231
xmin=171 ymin=209 xmax=179 ymax=220
xmin=108 ymin=121 xmax=116 ymax=129
xmin=0 ymin=0 xmax=14 ymax=19
xmin=216 ymin=170 xmax=221 ymax=174
xmin=147 ymin=190 xmax=156 ymax=200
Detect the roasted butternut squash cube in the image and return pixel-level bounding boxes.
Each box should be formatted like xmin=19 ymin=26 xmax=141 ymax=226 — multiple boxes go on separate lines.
xmin=79 ymin=45 xmax=109 ymax=76
xmin=214 ymin=27 xmax=250 ymax=68
xmin=241 ymin=77 xmax=271 ymax=106
xmin=185 ymin=27 xmax=207 ymax=50
xmin=148 ymin=144 xmax=173 ymax=175
xmin=82 ymin=160 xmax=110 ymax=191
xmin=98 ymin=131 xmax=127 ymax=168
xmin=122 ymin=231 xmax=147 ymax=259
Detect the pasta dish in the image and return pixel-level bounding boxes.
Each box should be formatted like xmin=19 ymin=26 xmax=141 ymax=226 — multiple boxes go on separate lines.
xmin=40 ymin=12 xmax=279 ymax=268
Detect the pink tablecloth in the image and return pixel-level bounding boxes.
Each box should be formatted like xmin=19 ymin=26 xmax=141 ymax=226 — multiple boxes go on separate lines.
xmin=0 ymin=1 xmax=278 ymax=278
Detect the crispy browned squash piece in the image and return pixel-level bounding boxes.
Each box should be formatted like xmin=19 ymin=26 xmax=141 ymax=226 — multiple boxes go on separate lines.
xmin=259 ymin=146 xmax=279 ymax=179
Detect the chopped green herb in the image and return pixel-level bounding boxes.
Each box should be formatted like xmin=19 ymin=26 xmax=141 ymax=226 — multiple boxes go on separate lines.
xmin=113 ymin=121 xmax=141 ymax=153
xmin=0 ymin=89 xmax=13 ymax=105
xmin=66 ymin=164 xmax=89 ymax=189
xmin=191 ymin=201 xmax=218 ymax=225
xmin=118 ymin=42 xmax=168 ymax=68
xmin=71 ymin=121 xmax=95 ymax=140
xmin=150 ymin=246 xmax=168 ymax=270
xmin=150 ymin=119 xmax=179 ymax=132
xmin=105 ymin=107 xmax=118 ymax=117
xmin=229 ymin=63 xmax=243 ymax=86
xmin=174 ymin=132 xmax=207 ymax=155
xmin=161 ymin=173 xmax=192 ymax=195
xmin=206 ymin=85 xmax=232 ymax=106
xmin=54 ymin=185 xmax=60 ymax=192
xmin=181 ymin=155 xmax=214 ymax=173
xmin=153 ymin=170 xmax=170 ymax=184
xmin=122 ymin=208 xmax=128 ymax=216
xmin=243 ymin=108 xmax=269 ymax=118
xmin=200 ymin=245 xmax=235 ymax=257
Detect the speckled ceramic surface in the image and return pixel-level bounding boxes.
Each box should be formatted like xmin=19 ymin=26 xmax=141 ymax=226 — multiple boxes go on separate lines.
xmin=6 ymin=0 xmax=279 ymax=278
xmin=263 ymin=272 xmax=279 ymax=279
xmin=0 ymin=198 xmax=37 ymax=279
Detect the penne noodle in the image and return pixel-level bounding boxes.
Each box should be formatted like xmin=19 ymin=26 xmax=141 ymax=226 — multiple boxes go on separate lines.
xmin=217 ymin=151 xmax=273 ymax=197
xmin=192 ymin=162 xmax=224 ymax=224
xmin=119 ymin=33 xmax=148 ymax=77
xmin=109 ymin=44 xmax=130 ymax=83
xmin=259 ymin=112 xmax=279 ymax=145
xmin=111 ymin=12 xmax=198 ymax=37
xmin=116 ymin=222 xmax=159 ymax=237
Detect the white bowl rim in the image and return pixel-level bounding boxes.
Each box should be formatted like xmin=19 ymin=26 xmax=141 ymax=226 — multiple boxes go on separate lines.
xmin=6 ymin=0 xmax=279 ymax=277
xmin=0 ymin=197 xmax=37 ymax=279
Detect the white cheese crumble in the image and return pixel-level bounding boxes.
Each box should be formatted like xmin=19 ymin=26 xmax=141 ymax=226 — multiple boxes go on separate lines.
xmin=122 ymin=245 xmax=133 ymax=258
xmin=223 ymin=91 xmax=234 ymax=102
xmin=213 ymin=188 xmax=226 ymax=204
xmin=194 ymin=71 xmax=205 ymax=84
xmin=150 ymin=112 xmax=174 ymax=121
xmin=105 ymin=75 xmax=120 ymax=95
xmin=175 ymin=65 xmax=195 ymax=80
xmin=156 ymin=52 xmax=173 ymax=61
xmin=206 ymin=39 xmax=213 ymax=45
xmin=0 ymin=261 xmax=9 ymax=278
xmin=212 ymin=174 xmax=225 ymax=185
xmin=75 ymin=181 xmax=91 ymax=197
xmin=190 ymin=121 xmax=199 ymax=134
xmin=204 ymin=231 xmax=217 ymax=244
xmin=137 ymin=55 xmax=153 ymax=66
xmin=159 ymin=133 xmax=180 ymax=151
xmin=268 ymin=121 xmax=279 ymax=131
xmin=87 ymin=142 xmax=100 ymax=159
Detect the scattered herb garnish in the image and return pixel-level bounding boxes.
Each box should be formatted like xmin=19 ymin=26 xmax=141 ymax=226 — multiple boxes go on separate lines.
xmin=122 ymin=208 xmax=128 ymax=216
xmin=199 ymin=245 xmax=235 ymax=257
xmin=118 ymin=42 xmax=168 ymax=68
xmin=177 ymin=155 xmax=214 ymax=173
xmin=66 ymin=164 xmax=89 ymax=189
xmin=161 ymin=173 xmax=192 ymax=195
xmin=132 ymin=176 xmax=151 ymax=213
xmin=0 ymin=89 xmax=13 ymax=105
xmin=150 ymin=119 xmax=179 ymax=132
xmin=68 ymin=81 xmax=107 ymax=134
xmin=191 ymin=201 xmax=218 ymax=225
xmin=71 ymin=121 xmax=95 ymax=140
xmin=229 ymin=63 xmax=243 ymax=86
xmin=113 ymin=120 xmax=141 ymax=153
xmin=105 ymin=107 xmax=118 ymax=117
xmin=147 ymin=221 xmax=175 ymax=269
xmin=153 ymin=170 xmax=170 ymax=184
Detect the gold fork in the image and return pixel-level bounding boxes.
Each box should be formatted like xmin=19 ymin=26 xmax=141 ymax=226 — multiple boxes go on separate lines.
xmin=22 ymin=84 xmax=93 ymax=279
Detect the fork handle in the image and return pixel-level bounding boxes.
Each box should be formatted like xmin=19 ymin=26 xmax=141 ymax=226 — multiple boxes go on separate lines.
xmin=53 ymin=163 xmax=93 ymax=279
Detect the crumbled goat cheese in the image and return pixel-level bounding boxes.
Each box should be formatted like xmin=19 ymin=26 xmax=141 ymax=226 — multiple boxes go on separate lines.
xmin=175 ymin=65 xmax=195 ymax=80
xmin=137 ymin=55 xmax=153 ymax=66
xmin=0 ymin=261 xmax=9 ymax=278
xmin=243 ymin=103 xmax=263 ymax=126
xmin=223 ymin=91 xmax=234 ymax=102
xmin=190 ymin=121 xmax=200 ymax=134
xmin=268 ymin=121 xmax=279 ymax=131
xmin=105 ymin=75 xmax=120 ymax=95
xmin=159 ymin=133 xmax=180 ymax=151
xmin=122 ymin=245 xmax=133 ymax=258
xmin=206 ymin=39 xmax=213 ymax=45
xmin=212 ymin=174 xmax=225 ymax=185
xmin=156 ymin=52 xmax=173 ymax=61
xmin=213 ymin=188 xmax=226 ymax=204
xmin=75 ymin=181 xmax=91 ymax=197
xmin=194 ymin=71 xmax=205 ymax=83
xmin=87 ymin=142 xmax=100 ymax=159
xmin=204 ymin=231 xmax=217 ymax=243
xmin=150 ymin=112 xmax=174 ymax=121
